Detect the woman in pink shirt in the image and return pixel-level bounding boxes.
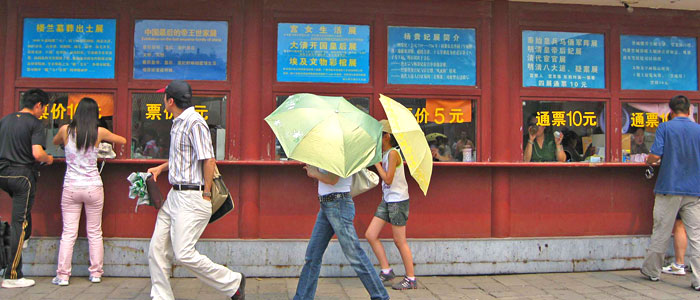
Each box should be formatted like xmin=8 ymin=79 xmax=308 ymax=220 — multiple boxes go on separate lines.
xmin=51 ymin=98 xmax=125 ymax=286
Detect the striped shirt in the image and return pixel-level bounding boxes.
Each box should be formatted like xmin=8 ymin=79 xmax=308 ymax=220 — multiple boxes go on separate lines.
xmin=168 ymin=107 xmax=215 ymax=185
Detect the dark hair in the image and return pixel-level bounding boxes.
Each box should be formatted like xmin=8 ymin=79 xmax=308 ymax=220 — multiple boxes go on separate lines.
xmin=669 ymin=95 xmax=690 ymax=114
xmin=20 ymin=88 xmax=49 ymax=109
xmin=386 ymin=132 xmax=399 ymax=148
xmin=67 ymin=98 xmax=99 ymax=151
xmin=167 ymin=92 xmax=191 ymax=109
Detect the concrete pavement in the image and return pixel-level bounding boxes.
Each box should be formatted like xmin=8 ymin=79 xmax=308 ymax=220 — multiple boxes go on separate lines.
xmin=0 ymin=270 xmax=698 ymax=299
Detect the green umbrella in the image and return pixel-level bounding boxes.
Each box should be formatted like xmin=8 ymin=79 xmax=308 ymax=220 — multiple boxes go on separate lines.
xmin=265 ymin=93 xmax=383 ymax=178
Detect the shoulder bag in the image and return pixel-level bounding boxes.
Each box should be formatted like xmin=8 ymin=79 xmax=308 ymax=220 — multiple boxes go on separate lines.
xmin=350 ymin=168 xmax=379 ymax=197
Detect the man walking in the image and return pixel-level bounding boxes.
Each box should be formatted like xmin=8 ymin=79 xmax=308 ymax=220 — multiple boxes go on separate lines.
xmin=147 ymin=80 xmax=244 ymax=300
xmin=0 ymin=89 xmax=53 ymax=288
xmin=641 ymin=95 xmax=700 ymax=291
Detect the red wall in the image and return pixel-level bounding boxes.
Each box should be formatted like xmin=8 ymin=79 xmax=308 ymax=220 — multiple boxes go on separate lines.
xmin=0 ymin=0 xmax=693 ymax=239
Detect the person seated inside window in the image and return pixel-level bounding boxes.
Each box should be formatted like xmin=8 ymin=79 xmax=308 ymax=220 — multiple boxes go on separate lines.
xmin=426 ymin=133 xmax=452 ymax=162
xmin=523 ymin=114 xmax=565 ymax=162
xmin=562 ymin=130 xmax=595 ymax=162
xmin=452 ymin=131 xmax=474 ymax=161
xmin=630 ymin=127 xmax=649 ymax=154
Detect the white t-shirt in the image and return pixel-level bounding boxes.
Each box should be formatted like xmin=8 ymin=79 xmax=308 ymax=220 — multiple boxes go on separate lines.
xmin=317 ymin=168 xmax=352 ymax=195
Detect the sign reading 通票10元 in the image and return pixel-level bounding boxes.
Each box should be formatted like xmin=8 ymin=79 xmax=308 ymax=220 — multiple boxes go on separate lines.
xmin=522 ymin=30 xmax=605 ymax=89
xmin=277 ymin=23 xmax=370 ymax=83
xmin=22 ymin=18 xmax=116 ymax=79
xmin=620 ymin=35 xmax=697 ymax=91
xmin=387 ymin=26 xmax=476 ymax=86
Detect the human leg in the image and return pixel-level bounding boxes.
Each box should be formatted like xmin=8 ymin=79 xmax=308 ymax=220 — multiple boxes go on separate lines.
xmin=641 ymin=194 xmax=681 ymax=280
xmin=679 ymin=196 xmax=700 ymax=288
xmin=366 ymin=216 xmax=389 ymax=269
xmin=674 ymin=219 xmax=688 ymax=266
xmin=2 ymin=168 xmax=35 ymax=281
xmin=329 ymin=198 xmax=389 ymax=300
xmin=149 ymin=191 xmax=175 ymax=300
xmin=169 ymin=191 xmax=241 ymax=297
xmin=294 ymin=208 xmax=334 ymax=300
xmin=84 ymin=186 xmax=104 ymax=279
xmin=55 ymin=187 xmax=83 ymax=281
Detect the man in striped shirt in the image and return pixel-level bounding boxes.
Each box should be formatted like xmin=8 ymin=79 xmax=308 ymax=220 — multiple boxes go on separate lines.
xmin=147 ymin=80 xmax=245 ymax=300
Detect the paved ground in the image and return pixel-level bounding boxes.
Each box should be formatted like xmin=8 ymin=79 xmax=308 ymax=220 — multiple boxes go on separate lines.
xmin=0 ymin=270 xmax=699 ymax=299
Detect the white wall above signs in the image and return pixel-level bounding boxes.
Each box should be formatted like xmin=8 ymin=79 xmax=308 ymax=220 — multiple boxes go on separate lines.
xmin=509 ymin=0 xmax=700 ymax=11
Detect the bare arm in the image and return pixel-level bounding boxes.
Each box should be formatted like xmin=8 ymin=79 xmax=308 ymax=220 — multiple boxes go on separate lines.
xmin=32 ymin=145 xmax=53 ymax=164
xmin=202 ymin=158 xmax=215 ymax=200
xmin=52 ymin=125 xmax=67 ymax=145
xmin=147 ymin=162 xmax=169 ymax=182
xmin=304 ymin=165 xmax=340 ymax=185
xmin=97 ymin=127 xmax=127 ymax=145
xmin=375 ymin=151 xmax=399 ymax=185
xmin=646 ymin=153 xmax=661 ymax=165
xmin=555 ymin=134 xmax=565 ymax=162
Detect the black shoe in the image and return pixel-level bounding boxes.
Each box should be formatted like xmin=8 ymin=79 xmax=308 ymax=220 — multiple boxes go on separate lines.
xmin=231 ymin=273 xmax=246 ymax=300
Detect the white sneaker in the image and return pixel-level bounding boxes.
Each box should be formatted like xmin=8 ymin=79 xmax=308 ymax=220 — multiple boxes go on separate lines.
xmin=2 ymin=278 xmax=36 ymax=288
xmin=89 ymin=276 xmax=101 ymax=283
xmin=51 ymin=277 xmax=69 ymax=286
xmin=662 ymin=263 xmax=686 ymax=275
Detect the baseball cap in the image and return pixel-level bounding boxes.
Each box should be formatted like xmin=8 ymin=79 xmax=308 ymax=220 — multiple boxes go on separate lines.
xmin=157 ymin=80 xmax=192 ymax=102
xmin=379 ymin=119 xmax=392 ymax=134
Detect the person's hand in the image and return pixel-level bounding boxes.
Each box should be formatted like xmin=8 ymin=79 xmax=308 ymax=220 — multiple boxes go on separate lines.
xmin=303 ymin=164 xmax=318 ymax=178
xmin=554 ymin=133 xmax=563 ymax=145
xmin=46 ymin=155 xmax=54 ymax=165
xmin=527 ymin=126 xmax=537 ymax=142
xmin=374 ymin=162 xmax=383 ymax=171
xmin=203 ymin=195 xmax=211 ymax=201
xmin=431 ymin=148 xmax=439 ymax=158
xmin=147 ymin=166 xmax=162 ymax=182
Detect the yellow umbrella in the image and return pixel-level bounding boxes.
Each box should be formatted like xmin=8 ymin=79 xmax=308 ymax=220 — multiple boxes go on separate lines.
xmin=378 ymin=94 xmax=432 ymax=195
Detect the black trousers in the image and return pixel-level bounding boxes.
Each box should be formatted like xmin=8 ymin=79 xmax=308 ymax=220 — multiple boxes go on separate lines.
xmin=0 ymin=165 xmax=35 ymax=279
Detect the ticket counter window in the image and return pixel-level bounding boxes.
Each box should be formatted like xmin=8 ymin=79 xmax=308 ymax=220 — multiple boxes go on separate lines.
xmin=522 ymin=101 xmax=605 ymax=162
xmin=23 ymin=92 xmax=115 ymax=157
xmin=621 ymin=103 xmax=698 ymax=162
xmin=393 ymin=98 xmax=477 ymax=162
xmin=131 ymin=93 xmax=227 ymax=160
xmin=274 ymin=95 xmax=369 ymax=160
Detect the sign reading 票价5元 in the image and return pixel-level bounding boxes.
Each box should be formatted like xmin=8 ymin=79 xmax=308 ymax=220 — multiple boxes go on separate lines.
xmin=522 ymin=30 xmax=605 ymax=89
xmin=277 ymin=23 xmax=370 ymax=83
xmin=22 ymin=18 xmax=116 ymax=79
xmin=134 ymin=20 xmax=228 ymax=80
xmin=620 ymin=35 xmax=697 ymax=91
xmin=387 ymin=27 xmax=476 ymax=86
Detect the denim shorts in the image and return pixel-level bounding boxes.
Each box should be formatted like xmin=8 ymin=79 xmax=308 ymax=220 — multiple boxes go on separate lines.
xmin=374 ymin=199 xmax=409 ymax=226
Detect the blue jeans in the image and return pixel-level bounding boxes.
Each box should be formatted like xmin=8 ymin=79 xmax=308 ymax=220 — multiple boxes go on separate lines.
xmin=294 ymin=195 xmax=389 ymax=300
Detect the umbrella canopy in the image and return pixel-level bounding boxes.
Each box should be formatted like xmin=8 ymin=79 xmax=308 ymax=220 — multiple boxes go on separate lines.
xmin=378 ymin=94 xmax=433 ymax=195
xmin=265 ymin=93 xmax=383 ymax=178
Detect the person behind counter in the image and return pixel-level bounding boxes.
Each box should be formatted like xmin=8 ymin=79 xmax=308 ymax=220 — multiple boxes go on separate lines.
xmin=426 ymin=133 xmax=452 ymax=162
xmin=562 ymin=130 xmax=595 ymax=162
xmin=631 ymin=127 xmax=650 ymax=154
xmin=523 ymin=115 xmax=565 ymax=162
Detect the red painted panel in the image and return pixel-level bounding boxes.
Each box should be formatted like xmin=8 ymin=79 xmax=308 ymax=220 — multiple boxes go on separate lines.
xmin=509 ymin=167 xmax=653 ymax=237
xmin=0 ymin=163 xmax=240 ymax=238
xmin=258 ymin=166 xmax=492 ymax=239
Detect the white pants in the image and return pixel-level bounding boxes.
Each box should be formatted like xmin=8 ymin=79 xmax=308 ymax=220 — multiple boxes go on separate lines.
xmin=149 ymin=189 xmax=242 ymax=300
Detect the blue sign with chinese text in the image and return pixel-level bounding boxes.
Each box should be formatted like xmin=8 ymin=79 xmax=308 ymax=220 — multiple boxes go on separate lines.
xmin=621 ymin=35 xmax=697 ymax=91
xmin=522 ymin=31 xmax=605 ymax=89
xmin=22 ymin=18 xmax=116 ymax=79
xmin=387 ymin=27 xmax=476 ymax=86
xmin=134 ymin=20 xmax=228 ymax=81
xmin=277 ymin=23 xmax=370 ymax=83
